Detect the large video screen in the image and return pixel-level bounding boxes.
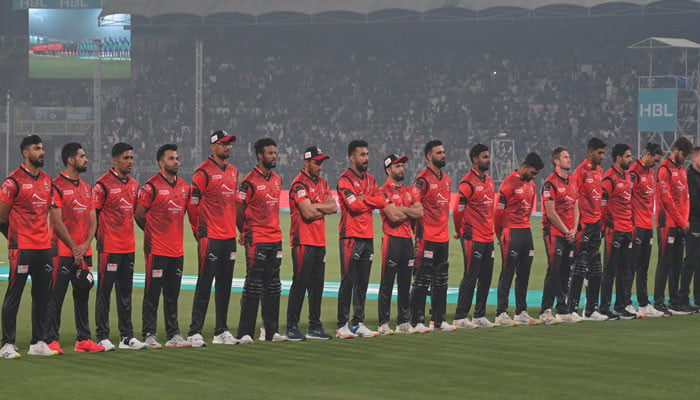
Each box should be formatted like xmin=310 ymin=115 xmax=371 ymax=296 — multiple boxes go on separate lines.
xmin=28 ymin=9 xmax=131 ymax=79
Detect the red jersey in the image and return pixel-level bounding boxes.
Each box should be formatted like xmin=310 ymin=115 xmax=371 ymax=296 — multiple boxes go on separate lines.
xmin=380 ymin=179 xmax=418 ymax=239
xmin=495 ymin=170 xmax=536 ymax=236
xmin=414 ymin=167 xmax=451 ymax=243
xmin=629 ymin=159 xmax=656 ymax=230
xmin=542 ymin=171 xmax=578 ymax=237
xmin=572 ymin=158 xmax=603 ymax=224
xmin=238 ymin=166 xmax=283 ymax=245
xmin=289 ymin=170 xmax=332 ymax=247
xmin=0 ymin=165 xmax=52 ymax=250
xmin=52 ymin=172 xmax=93 ymax=257
xmin=138 ymin=172 xmax=190 ymax=257
xmin=601 ymin=166 xmax=633 ymax=233
xmin=94 ymin=168 xmax=138 ymax=254
xmin=337 ymin=168 xmax=389 ymax=239
xmin=188 ymin=156 xmax=239 ymax=240
xmin=656 ymin=158 xmax=689 ymax=228
xmin=453 ymin=169 xmax=495 ymax=243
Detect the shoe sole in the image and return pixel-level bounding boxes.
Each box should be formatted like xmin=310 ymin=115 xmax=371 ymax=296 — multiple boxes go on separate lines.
xmin=305 ymin=335 xmax=331 ymax=340
xmin=28 ymin=351 xmax=58 ymax=356
xmin=2 ymin=354 xmax=20 ymax=359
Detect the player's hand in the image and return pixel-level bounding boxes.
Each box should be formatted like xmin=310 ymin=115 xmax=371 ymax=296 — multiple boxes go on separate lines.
xmin=565 ymin=229 xmax=576 ymax=243
xmin=74 ymin=243 xmax=89 ymax=258
xmin=73 ymin=254 xmax=84 ymax=267
xmin=239 ymin=236 xmax=245 ymax=246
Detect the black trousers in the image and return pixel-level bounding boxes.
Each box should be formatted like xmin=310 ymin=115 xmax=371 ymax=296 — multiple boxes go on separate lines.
xmin=680 ymin=222 xmax=700 ymax=305
xmin=654 ymin=227 xmax=685 ymax=307
xmin=496 ymin=228 xmax=534 ymax=315
xmin=142 ymin=254 xmax=183 ymax=340
xmin=454 ymin=239 xmax=493 ymax=319
xmin=286 ymin=245 xmax=326 ymax=331
xmin=631 ymin=227 xmax=654 ymax=307
xmin=568 ymin=222 xmax=602 ymax=314
xmin=410 ymin=239 xmax=449 ymax=325
xmin=599 ymin=229 xmax=632 ymax=313
xmin=337 ymin=238 xmax=373 ymax=328
xmin=189 ymin=238 xmax=236 ymax=337
xmin=95 ymin=252 xmax=135 ymax=341
xmin=46 ymin=256 xmax=93 ymax=343
xmin=541 ymin=235 xmax=573 ymax=314
xmin=237 ymin=241 xmax=282 ymax=340
xmin=378 ymin=235 xmax=413 ymax=326
xmin=2 ymin=248 xmax=53 ymax=345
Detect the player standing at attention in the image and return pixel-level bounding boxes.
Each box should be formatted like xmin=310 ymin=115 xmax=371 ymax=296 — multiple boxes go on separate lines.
xmin=494 ymin=153 xmax=544 ymax=326
xmin=628 ymin=143 xmax=664 ymax=317
xmin=599 ymin=144 xmax=635 ymax=320
xmin=94 ymin=142 xmax=144 ymax=351
xmin=411 ymin=140 xmax=455 ymax=332
xmin=539 ymin=146 xmax=580 ymax=324
xmin=453 ymin=144 xmax=496 ymax=328
xmin=377 ymin=154 xmax=423 ymax=335
xmin=236 ymin=138 xmax=287 ymax=343
xmin=569 ymin=138 xmax=608 ymax=321
xmin=187 ymin=130 xmax=239 ymax=346
xmin=285 ymin=146 xmax=337 ymax=341
xmin=0 ymin=135 xmax=58 ymax=358
xmin=135 ymin=144 xmax=192 ymax=349
xmin=45 ymin=143 xmax=103 ymax=354
xmin=654 ymin=136 xmax=692 ymax=315
xmin=336 ymin=140 xmax=401 ymax=339
xmin=680 ymin=146 xmax=700 ymax=313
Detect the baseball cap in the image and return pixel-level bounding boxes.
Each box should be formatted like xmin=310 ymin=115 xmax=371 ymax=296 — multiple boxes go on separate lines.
xmin=210 ymin=130 xmax=236 ymax=144
xmin=304 ymin=146 xmax=330 ymax=161
xmin=383 ymin=154 xmax=409 ymax=168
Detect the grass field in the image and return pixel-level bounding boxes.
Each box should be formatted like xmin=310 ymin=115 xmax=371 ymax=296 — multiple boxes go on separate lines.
xmin=2 ymin=214 xmax=697 ymax=399
xmin=29 ymin=54 xmax=131 ymax=79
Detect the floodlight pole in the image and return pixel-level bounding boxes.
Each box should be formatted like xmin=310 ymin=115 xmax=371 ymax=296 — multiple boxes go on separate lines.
xmin=195 ymin=40 xmax=203 ymax=163
xmin=93 ymin=40 xmax=102 ymax=176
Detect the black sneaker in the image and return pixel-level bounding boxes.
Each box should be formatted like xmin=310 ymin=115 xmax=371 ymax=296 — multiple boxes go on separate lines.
xmin=668 ymin=304 xmax=693 ymax=315
xmin=617 ymin=309 xmax=637 ymax=320
xmin=654 ymin=304 xmax=672 ymax=316
xmin=692 ymin=304 xmax=700 ymax=313
xmin=285 ymin=326 xmax=306 ymax=341
xmin=602 ymin=310 xmax=621 ymax=321
xmin=306 ymin=327 xmax=332 ymax=340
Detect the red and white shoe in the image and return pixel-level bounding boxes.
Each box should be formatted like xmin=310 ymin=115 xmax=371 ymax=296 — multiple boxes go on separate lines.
xmin=74 ymin=339 xmax=106 ymax=353
xmin=47 ymin=340 xmax=64 ymax=355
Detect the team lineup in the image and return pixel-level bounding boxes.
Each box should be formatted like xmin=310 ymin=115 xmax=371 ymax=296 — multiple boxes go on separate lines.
xmin=1 ymin=131 xmax=699 ymax=358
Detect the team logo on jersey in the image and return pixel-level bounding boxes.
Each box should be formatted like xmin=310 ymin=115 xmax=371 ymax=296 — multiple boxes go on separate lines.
xmin=119 ymin=198 xmax=133 ymax=210
xmin=72 ymin=199 xmax=88 ymax=212
xmin=474 ymin=251 xmax=482 ymax=259
xmin=167 ymin=200 xmax=183 ymax=212
xmin=222 ymin=184 xmax=236 ymax=196
xmin=436 ymin=193 xmax=449 ymax=204
xmin=207 ymin=253 xmax=218 ymax=262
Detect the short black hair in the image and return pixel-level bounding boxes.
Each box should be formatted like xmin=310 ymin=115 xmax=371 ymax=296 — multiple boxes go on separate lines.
xmin=424 ymin=140 xmax=444 ymax=158
xmin=673 ymin=136 xmax=692 ymax=156
xmin=254 ymin=138 xmax=277 ymax=157
xmin=348 ymin=140 xmax=369 ymax=157
xmin=587 ymin=137 xmax=607 ymax=151
xmin=551 ymin=146 xmax=567 ymax=167
xmin=644 ymin=142 xmax=663 ymax=156
xmin=112 ymin=142 xmax=133 ymax=158
xmin=523 ymin=152 xmax=544 ymax=170
xmin=156 ymin=143 xmax=178 ymax=162
xmin=612 ymin=143 xmax=631 ymax=161
xmin=469 ymin=144 xmax=489 ymax=163
xmin=19 ymin=135 xmax=42 ymax=152
xmin=61 ymin=142 xmax=83 ymax=167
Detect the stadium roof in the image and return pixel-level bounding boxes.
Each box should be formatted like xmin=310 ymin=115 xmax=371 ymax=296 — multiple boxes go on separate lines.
xmin=628 ymin=37 xmax=700 ymax=49
xmin=100 ymin=0 xmax=700 ymax=26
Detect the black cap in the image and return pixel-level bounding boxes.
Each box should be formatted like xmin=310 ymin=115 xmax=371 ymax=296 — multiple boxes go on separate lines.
xmin=304 ymin=146 xmax=330 ymax=161
xmin=383 ymin=154 xmax=409 ymax=168
xmin=210 ymin=130 xmax=236 ymax=144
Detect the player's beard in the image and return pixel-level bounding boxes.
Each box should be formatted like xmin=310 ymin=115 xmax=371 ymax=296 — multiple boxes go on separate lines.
xmin=29 ymin=155 xmax=44 ymax=168
xmin=433 ymin=159 xmax=446 ymax=169
xmin=356 ymin=162 xmax=368 ymax=173
xmin=263 ymin=159 xmax=276 ymax=169
xmin=479 ymin=161 xmax=490 ymax=172
xmin=76 ymin=164 xmax=88 ymax=173
xmin=164 ymin=165 xmax=178 ymax=175
xmin=392 ymin=172 xmax=404 ymax=182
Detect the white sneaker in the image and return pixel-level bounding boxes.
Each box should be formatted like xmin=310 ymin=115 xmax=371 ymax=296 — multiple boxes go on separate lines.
xmin=165 ymin=334 xmax=192 ymax=348
xmin=258 ymin=328 xmax=266 ymax=341
xmin=144 ymin=335 xmax=162 ymax=350
xmin=625 ymin=305 xmax=640 ymax=318
xmin=187 ymin=334 xmax=206 ymax=348
xmin=453 ymin=318 xmax=478 ymax=329
xmin=559 ymin=313 xmax=582 ymax=323
xmin=119 ymin=337 xmax=146 ymax=350
xmin=583 ymin=311 xmax=609 ymax=321
xmin=98 ymin=339 xmax=116 ymax=351
xmin=1 ymin=343 xmax=20 ymax=359
xmin=28 ymin=341 xmax=58 ymax=356
xmin=514 ymin=311 xmax=541 ymax=325
xmin=639 ymin=304 xmax=664 ymax=318
xmin=472 ymin=317 xmax=495 ymax=328
xmin=395 ymin=322 xmax=419 ymax=334
xmin=335 ymin=324 xmax=355 ymax=339
xmin=270 ymin=333 xmax=288 ymax=342
xmin=539 ymin=309 xmax=561 ymax=325
xmin=436 ymin=321 xmax=457 ymax=332
xmin=414 ymin=323 xmax=432 ymax=333
xmin=378 ymin=323 xmax=394 ymax=336
xmin=212 ymin=331 xmax=239 ymax=345
xmin=352 ymin=323 xmax=378 ymax=338
xmin=495 ymin=312 xmax=522 ymax=327
xmin=238 ymin=335 xmax=254 ymax=344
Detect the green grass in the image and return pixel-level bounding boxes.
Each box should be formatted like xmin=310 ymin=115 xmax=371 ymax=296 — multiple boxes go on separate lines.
xmin=1 ymin=214 xmax=690 ymax=399
xmin=29 ymin=54 xmax=131 ymax=79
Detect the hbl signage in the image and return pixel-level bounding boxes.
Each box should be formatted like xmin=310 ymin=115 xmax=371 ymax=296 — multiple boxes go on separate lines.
xmin=638 ymin=88 xmax=677 ymax=132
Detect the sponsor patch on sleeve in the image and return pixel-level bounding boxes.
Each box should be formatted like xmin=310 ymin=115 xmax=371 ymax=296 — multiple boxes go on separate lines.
xmin=237 ymin=191 xmax=247 ymax=200
xmin=297 ymin=189 xmax=307 ymax=198
xmin=347 ymin=195 xmax=356 ymax=204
